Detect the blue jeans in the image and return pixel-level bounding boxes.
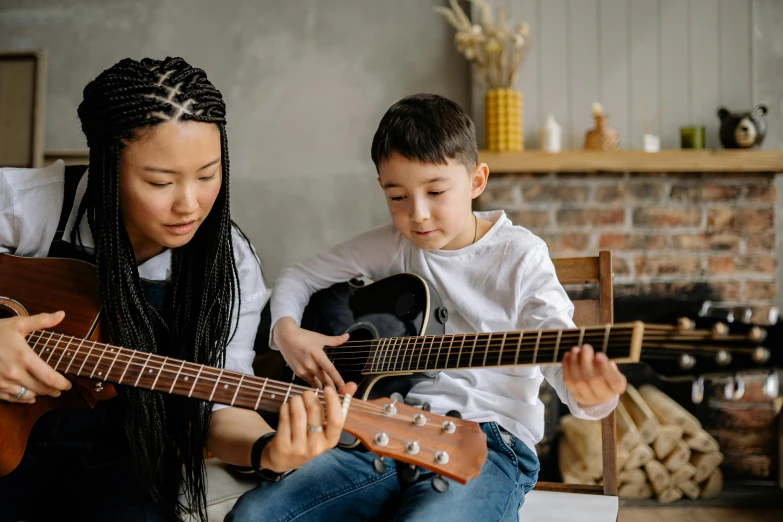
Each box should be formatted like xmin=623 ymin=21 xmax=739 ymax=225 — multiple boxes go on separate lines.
xmin=227 ymin=422 xmax=539 ymax=522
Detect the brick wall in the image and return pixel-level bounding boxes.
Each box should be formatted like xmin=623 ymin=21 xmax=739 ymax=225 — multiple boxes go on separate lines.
xmin=477 ymin=172 xmax=778 ymax=319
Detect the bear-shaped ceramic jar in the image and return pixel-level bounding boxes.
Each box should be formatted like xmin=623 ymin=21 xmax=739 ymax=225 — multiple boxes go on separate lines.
xmin=717 ymin=105 xmax=767 ymax=148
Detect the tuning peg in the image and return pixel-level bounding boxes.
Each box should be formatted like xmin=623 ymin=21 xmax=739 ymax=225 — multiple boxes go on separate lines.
xmin=422 ymin=402 xmax=431 ymax=412
xmin=446 ymin=410 xmax=462 ymax=419
xmin=748 ymin=327 xmax=768 ymax=344
xmin=400 ymin=464 xmax=420 ymax=484
xmin=431 ymin=475 xmax=449 ymax=493
xmin=677 ymin=317 xmax=695 ymax=331
xmin=391 ymin=392 xmax=406 ymax=404
xmin=711 ymin=322 xmax=729 ymax=337
xmin=678 ymin=354 xmax=696 ymax=370
xmin=691 ymin=376 xmax=705 ymax=404
xmin=714 ymin=349 xmax=732 ymax=366
xmin=723 ymin=374 xmax=745 ymax=401
xmin=764 ymin=371 xmax=779 ymax=399
xmin=373 ymin=457 xmax=387 ymax=474
xmin=733 ymin=307 xmax=753 ymax=323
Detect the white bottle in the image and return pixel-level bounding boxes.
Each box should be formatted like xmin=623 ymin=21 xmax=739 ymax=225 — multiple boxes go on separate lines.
xmin=539 ymin=113 xmax=562 ymax=152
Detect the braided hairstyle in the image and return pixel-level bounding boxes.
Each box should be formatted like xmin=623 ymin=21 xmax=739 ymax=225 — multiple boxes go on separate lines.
xmin=74 ymin=57 xmax=239 ymax=521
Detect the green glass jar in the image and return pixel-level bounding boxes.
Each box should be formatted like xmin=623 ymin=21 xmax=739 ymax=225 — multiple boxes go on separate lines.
xmin=680 ymin=126 xmax=706 ymax=149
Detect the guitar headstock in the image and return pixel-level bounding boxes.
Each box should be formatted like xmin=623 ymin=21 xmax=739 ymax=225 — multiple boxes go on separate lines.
xmin=638 ymin=304 xmax=782 ymax=386
xmin=342 ymin=397 xmax=487 ymax=484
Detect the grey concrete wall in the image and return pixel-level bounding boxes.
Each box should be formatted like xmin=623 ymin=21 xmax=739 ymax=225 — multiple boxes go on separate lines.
xmin=0 ymin=0 xmax=469 ymax=280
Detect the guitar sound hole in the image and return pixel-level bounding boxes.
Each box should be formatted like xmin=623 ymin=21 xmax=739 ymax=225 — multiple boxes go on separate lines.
xmin=0 ymin=301 xmax=23 ymax=319
xmin=345 ymin=323 xmax=377 ymax=342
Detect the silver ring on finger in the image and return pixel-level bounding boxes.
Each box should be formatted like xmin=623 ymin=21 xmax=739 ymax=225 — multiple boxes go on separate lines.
xmin=307 ymin=424 xmax=324 ymax=433
xmin=13 ymin=385 xmax=27 ymax=400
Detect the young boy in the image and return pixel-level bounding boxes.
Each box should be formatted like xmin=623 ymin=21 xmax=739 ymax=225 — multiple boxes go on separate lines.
xmin=227 ymin=94 xmax=627 ymax=522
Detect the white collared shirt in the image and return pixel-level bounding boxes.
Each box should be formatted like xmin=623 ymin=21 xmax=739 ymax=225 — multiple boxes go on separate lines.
xmin=1 ymin=160 xmax=269 ymax=410
xmin=270 ymin=210 xmax=618 ymax=451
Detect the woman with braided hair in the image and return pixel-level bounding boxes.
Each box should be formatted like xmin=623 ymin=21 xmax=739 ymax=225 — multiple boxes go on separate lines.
xmin=0 ymin=56 xmax=354 ymax=521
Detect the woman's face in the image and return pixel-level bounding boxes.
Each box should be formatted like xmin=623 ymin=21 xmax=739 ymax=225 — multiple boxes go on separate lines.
xmin=119 ymin=120 xmax=222 ymax=262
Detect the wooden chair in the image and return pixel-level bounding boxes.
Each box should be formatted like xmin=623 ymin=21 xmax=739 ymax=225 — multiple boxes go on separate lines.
xmin=534 ymin=250 xmax=618 ymax=497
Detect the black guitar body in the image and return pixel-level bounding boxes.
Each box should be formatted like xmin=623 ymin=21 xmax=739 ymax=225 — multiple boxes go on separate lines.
xmin=301 ymin=273 xmax=448 ymax=404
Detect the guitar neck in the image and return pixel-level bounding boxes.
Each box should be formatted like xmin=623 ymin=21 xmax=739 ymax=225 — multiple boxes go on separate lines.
xmin=27 ymin=330 xmax=316 ymax=412
xmin=349 ymin=323 xmax=643 ymax=375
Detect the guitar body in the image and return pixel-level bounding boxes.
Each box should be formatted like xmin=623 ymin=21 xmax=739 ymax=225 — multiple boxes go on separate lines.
xmin=302 ymin=274 xmax=447 ymax=402
xmin=0 ymin=254 xmax=116 ymax=476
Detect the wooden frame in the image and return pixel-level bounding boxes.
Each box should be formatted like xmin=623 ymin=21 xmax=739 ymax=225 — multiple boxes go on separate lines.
xmin=479 ymin=150 xmax=783 ymax=173
xmin=535 ymin=250 xmax=618 ymax=498
xmin=0 ymin=50 xmax=47 ymax=168
xmin=43 ymin=149 xmax=90 ymax=166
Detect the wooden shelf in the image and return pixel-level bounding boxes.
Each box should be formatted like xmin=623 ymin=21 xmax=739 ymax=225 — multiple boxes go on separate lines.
xmin=478 ymin=150 xmax=783 ymax=173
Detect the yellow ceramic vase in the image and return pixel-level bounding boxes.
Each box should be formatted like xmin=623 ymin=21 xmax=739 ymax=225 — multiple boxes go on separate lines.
xmin=484 ymin=89 xmax=523 ymax=152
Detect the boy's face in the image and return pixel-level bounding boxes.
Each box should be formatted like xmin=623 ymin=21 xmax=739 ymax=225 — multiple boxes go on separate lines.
xmin=377 ymin=152 xmax=488 ymax=251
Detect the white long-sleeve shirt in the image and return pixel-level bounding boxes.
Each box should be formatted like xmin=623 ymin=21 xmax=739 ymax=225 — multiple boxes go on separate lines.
xmin=0 ymin=160 xmax=269 ymax=411
xmin=271 ymin=209 xmax=617 ymax=451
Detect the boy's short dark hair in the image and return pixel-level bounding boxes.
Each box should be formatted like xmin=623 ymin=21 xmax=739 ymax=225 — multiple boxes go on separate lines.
xmin=371 ymin=93 xmax=478 ymax=172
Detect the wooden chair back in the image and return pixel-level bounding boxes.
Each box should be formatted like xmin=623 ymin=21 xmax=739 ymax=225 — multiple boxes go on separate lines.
xmin=534 ymin=250 xmax=618 ymax=498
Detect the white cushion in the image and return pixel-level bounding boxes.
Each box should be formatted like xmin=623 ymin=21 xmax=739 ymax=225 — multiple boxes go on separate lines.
xmin=519 ymin=490 xmax=618 ymax=521
xmin=181 ymin=458 xmax=259 ymax=522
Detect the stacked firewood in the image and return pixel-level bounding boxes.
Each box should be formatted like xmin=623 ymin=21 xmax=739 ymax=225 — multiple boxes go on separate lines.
xmin=558 ymin=384 xmax=724 ymax=503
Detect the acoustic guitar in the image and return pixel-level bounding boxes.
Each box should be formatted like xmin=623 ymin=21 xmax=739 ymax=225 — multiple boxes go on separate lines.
xmin=276 ymin=275 xmax=781 ymax=447
xmin=0 ymin=254 xmax=487 ymax=485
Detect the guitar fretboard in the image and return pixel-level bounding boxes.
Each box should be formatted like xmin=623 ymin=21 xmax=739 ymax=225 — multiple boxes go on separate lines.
xmin=27 ymin=330 xmax=316 ymax=412
xmin=339 ymin=324 xmax=640 ymax=374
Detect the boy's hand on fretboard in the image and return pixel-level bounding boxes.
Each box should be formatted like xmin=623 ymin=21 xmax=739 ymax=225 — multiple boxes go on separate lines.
xmin=562 ymin=344 xmax=627 ymax=408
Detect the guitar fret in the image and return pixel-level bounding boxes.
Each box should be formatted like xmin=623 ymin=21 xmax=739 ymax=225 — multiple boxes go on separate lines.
xmin=387 ymin=339 xmax=396 ymax=372
xmin=577 ymin=327 xmax=585 ymax=348
xmin=77 ymin=340 xmax=98 ymax=377
xmin=149 ymin=356 xmax=165 ymax=391
xmin=413 ymin=336 xmax=424 ymax=371
xmin=254 ymin=379 xmax=268 ymax=410
xmin=514 ymin=332 xmax=523 ymax=365
xmin=377 ymin=339 xmax=388 ymax=373
xmin=169 ymin=360 xmax=187 ymax=394
xmin=370 ymin=339 xmax=387 ymax=372
xmin=533 ymin=331 xmax=541 ymax=364
xmin=380 ymin=338 xmax=393 ymax=373
xmin=133 ymin=352 xmax=154 ymax=387
xmin=434 ymin=336 xmax=445 ymax=371
xmin=469 ymin=334 xmax=478 ymax=367
xmin=37 ymin=331 xmax=55 ymax=360
xmin=28 ymin=330 xmax=47 ymax=356
xmin=456 ymin=334 xmax=466 ymax=368
xmin=209 ymin=369 xmax=225 ymax=402
xmin=498 ymin=332 xmax=507 ymax=365
xmin=102 ymin=346 xmax=121 ymax=381
xmin=53 ymin=337 xmax=73 ymax=371
xmin=553 ymin=330 xmax=563 ymax=363
xmin=188 ymin=365 xmax=203 ymax=397
xmin=89 ymin=343 xmax=109 ymax=379
xmin=118 ymin=349 xmax=135 ymax=384
xmin=231 ymin=374 xmax=245 ymax=406
xmin=44 ymin=332 xmax=61 ymax=364
xmin=424 ymin=336 xmax=433 ymax=370
xmin=602 ymin=324 xmax=611 ymax=353
xmin=444 ymin=335 xmax=454 ymax=370
xmin=283 ymin=382 xmax=294 ymax=403
xmin=404 ymin=337 xmax=414 ymax=372
xmin=482 ymin=334 xmax=491 ymax=367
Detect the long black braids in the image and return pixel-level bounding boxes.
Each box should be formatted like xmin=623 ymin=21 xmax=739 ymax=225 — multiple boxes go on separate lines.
xmin=73 ymin=57 xmax=240 ymax=521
